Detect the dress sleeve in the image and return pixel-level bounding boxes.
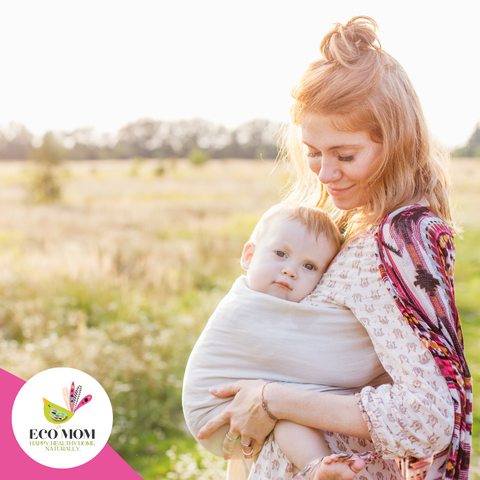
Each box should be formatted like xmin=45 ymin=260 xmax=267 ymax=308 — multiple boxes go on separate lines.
xmin=369 ymin=207 xmax=471 ymax=476
xmin=352 ymin=209 xmax=458 ymax=459
xmin=304 ymin=221 xmax=456 ymax=459
xmin=353 ymin=316 xmax=455 ymax=459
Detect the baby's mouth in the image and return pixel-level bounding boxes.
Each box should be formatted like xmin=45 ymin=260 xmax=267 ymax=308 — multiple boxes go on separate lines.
xmin=275 ymin=281 xmax=292 ymax=290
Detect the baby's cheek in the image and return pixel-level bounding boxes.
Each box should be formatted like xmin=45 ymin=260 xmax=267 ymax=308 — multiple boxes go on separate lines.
xmin=313 ymin=272 xmax=324 ymax=288
xmin=246 ymin=272 xmax=268 ymax=295
xmin=300 ymin=274 xmax=323 ymax=299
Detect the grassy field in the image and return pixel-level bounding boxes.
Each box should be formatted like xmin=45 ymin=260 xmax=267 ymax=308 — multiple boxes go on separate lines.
xmin=0 ymin=157 xmax=478 ymax=479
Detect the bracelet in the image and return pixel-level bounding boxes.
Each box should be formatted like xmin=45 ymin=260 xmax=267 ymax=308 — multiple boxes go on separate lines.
xmin=261 ymin=382 xmax=278 ymax=422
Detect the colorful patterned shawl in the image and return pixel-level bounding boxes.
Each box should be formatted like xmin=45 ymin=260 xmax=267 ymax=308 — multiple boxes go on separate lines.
xmin=376 ymin=205 xmax=472 ymax=480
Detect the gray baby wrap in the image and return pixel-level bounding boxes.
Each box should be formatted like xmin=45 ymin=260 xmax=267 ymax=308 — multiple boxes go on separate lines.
xmin=182 ymin=275 xmax=391 ymax=457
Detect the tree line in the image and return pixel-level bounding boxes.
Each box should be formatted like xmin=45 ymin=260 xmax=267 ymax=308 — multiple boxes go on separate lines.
xmin=2 ymin=117 xmax=479 ymax=161
xmin=452 ymin=123 xmax=480 ymax=157
xmin=0 ymin=118 xmax=284 ymax=161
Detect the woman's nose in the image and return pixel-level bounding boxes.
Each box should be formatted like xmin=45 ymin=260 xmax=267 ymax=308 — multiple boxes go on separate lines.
xmin=317 ymin=158 xmax=341 ymax=185
xmin=308 ymin=156 xmax=322 ymax=175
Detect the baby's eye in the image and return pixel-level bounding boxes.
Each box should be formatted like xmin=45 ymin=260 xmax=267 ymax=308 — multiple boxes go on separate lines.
xmin=275 ymin=251 xmax=286 ymax=258
xmin=304 ymin=263 xmax=316 ymax=271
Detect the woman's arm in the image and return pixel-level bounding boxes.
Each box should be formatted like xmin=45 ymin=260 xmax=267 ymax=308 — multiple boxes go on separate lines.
xmin=196 ymin=380 xmax=371 ymax=447
xmin=367 ymin=206 xmax=469 ymax=467
xmin=266 ymin=383 xmax=371 ymax=439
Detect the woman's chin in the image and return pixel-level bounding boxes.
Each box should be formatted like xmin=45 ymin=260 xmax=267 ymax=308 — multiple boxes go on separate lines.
xmin=331 ymin=200 xmax=356 ymax=211
xmin=330 ymin=196 xmax=365 ymax=211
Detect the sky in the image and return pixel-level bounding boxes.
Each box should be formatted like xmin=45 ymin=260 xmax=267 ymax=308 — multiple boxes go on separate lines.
xmin=0 ymin=0 xmax=479 ymax=148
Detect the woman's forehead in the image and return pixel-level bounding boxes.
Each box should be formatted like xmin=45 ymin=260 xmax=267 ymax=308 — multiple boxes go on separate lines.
xmin=301 ymin=129 xmax=369 ymax=151
xmin=300 ymin=111 xmax=371 ymax=147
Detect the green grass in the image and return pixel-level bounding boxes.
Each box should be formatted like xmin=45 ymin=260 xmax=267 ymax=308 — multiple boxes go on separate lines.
xmin=0 ymin=158 xmax=479 ymax=478
xmin=455 ymin=229 xmax=480 ymax=473
xmin=456 ymin=229 xmax=480 ymax=318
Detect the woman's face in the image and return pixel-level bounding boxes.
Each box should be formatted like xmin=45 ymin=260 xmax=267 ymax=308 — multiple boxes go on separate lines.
xmin=301 ymin=112 xmax=383 ymax=211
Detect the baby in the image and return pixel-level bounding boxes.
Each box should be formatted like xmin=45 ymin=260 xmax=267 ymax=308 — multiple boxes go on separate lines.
xmin=183 ymin=203 xmax=387 ymax=478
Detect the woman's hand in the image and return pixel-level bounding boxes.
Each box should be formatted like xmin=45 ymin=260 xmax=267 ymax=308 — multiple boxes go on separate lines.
xmin=197 ymin=379 xmax=278 ymax=460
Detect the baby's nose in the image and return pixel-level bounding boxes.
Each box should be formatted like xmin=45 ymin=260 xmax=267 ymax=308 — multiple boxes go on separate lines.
xmin=282 ymin=266 xmax=297 ymax=279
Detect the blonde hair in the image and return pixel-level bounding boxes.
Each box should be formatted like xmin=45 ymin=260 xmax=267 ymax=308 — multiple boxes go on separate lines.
xmin=283 ymin=16 xmax=456 ymax=238
xmin=249 ymin=203 xmax=342 ymax=253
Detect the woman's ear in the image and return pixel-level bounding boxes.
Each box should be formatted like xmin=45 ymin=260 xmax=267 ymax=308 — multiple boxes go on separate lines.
xmin=240 ymin=242 xmax=255 ymax=270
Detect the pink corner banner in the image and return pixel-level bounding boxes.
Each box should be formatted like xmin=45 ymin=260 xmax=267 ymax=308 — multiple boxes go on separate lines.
xmin=0 ymin=368 xmax=143 ymax=479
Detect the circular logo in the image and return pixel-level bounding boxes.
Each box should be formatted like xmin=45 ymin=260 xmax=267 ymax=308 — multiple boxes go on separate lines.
xmin=11 ymin=367 xmax=113 ymax=468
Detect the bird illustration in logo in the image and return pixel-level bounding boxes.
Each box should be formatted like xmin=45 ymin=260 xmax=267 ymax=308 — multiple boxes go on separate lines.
xmin=43 ymin=381 xmax=92 ymax=426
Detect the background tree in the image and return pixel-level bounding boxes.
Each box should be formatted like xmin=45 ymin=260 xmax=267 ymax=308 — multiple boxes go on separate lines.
xmin=188 ymin=146 xmax=209 ymax=166
xmin=452 ymin=123 xmax=480 ymax=157
xmin=0 ymin=122 xmax=33 ymax=159
xmin=61 ymin=127 xmax=112 ymax=160
xmin=114 ymin=118 xmax=232 ymax=159
xmin=215 ymin=119 xmax=282 ymax=159
xmin=0 ymin=117 xmax=284 ymax=161
xmin=116 ymin=119 xmax=164 ymax=159
xmin=28 ymin=132 xmax=64 ymax=203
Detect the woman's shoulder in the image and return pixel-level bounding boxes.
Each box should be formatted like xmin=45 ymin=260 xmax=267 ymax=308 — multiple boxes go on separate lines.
xmin=376 ymin=204 xmax=456 ymax=295
xmin=380 ymin=203 xmax=450 ymax=232
xmin=377 ymin=204 xmax=454 ymax=256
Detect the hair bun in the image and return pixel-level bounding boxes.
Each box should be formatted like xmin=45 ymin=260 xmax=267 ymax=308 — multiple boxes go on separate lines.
xmin=319 ymin=16 xmax=381 ymax=66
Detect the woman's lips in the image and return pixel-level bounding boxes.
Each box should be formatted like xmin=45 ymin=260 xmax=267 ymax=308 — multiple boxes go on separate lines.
xmin=275 ymin=281 xmax=292 ymax=290
xmin=327 ymin=185 xmax=354 ymax=196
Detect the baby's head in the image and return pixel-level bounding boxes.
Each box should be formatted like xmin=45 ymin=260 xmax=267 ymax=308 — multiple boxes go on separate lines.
xmin=241 ymin=203 xmax=342 ymax=302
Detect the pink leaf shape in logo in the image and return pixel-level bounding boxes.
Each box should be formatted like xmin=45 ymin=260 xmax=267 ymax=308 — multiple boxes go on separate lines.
xmin=74 ymin=394 xmax=92 ymax=412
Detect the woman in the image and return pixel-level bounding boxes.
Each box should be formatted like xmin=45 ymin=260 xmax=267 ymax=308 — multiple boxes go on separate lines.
xmin=197 ymin=16 xmax=471 ymax=480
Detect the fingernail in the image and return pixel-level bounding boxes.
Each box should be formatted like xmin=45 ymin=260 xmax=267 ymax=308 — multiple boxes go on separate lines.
xmin=197 ymin=434 xmax=203 ymax=440
xmin=209 ymin=388 xmax=218 ymax=394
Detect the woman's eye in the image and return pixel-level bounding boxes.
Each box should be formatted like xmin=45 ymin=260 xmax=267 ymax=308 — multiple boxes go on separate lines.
xmin=307 ymin=151 xmax=320 ymax=158
xmin=338 ymin=155 xmax=354 ymax=162
xmin=304 ymin=263 xmax=316 ymax=271
xmin=275 ymin=251 xmax=286 ymax=258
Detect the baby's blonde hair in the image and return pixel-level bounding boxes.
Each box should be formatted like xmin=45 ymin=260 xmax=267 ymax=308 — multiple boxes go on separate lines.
xmin=283 ymin=16 xmax=456 ymax=239
xmin=249 ymin=203 xmax=342 ymax=253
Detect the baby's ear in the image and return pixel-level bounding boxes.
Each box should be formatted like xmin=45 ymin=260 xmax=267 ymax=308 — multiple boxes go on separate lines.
xmin=240 ymin=242 xmax=255 ymax=270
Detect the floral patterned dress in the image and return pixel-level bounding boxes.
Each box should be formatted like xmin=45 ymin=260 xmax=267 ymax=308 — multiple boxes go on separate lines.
xmin=250 ymin=206 xmax=468 ymax=480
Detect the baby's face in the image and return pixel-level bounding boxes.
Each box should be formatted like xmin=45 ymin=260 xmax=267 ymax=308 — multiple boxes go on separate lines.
xmin=241 ymin=218 xmax=338 ymax=302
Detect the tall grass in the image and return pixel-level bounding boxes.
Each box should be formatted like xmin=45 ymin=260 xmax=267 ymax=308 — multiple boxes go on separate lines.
xmin=0 ymin=158 xmax=478 ymax=478
xmin=0 ymin=158 xmax=285 ymax=477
